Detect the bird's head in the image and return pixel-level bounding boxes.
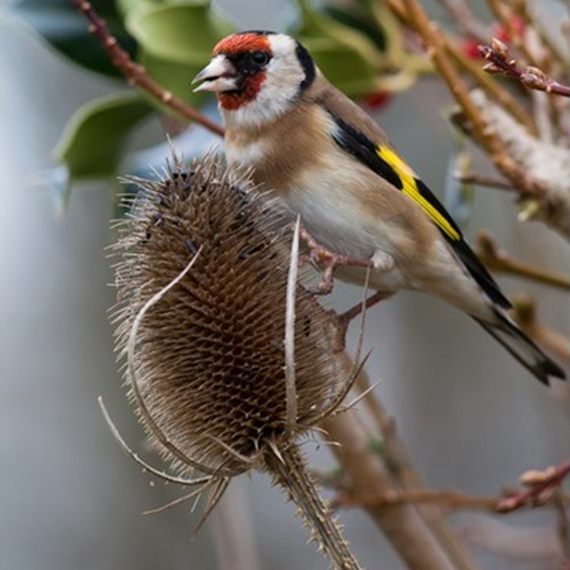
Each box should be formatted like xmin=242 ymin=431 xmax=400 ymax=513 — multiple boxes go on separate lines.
xmin=193 ymin=31 xmax=316 ymax=125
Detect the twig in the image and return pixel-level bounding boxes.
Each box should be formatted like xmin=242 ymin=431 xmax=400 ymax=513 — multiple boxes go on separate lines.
xmin=398 ymin=0 xmax=567 ymax=232
xmin=512 ymin=0 xmax=569 ymax=67
xmin=456 ymin=172 xmax=517 ymax=192
xmin=433 ymin=0 xmax=488 ymax=42
xmin=480 ymin=40 xmax=570 ymax=97
xmin=476 ymin=231 xmax=570 ymax=290
xmin=387 ymin=0 xmax=569 ymax=237
xmin=511 ymin=295 xmax=570 ymax=362
xmin=332 ymin=487 xmax=569 ymax=511
xmin=385 ymin=0 xmax=535 ymax=132
xmin=330 ymin=354 xmax=482 ymax=570
xmin=446 ymin=38 xmax=536 ymax=133
xmin=497 ymin=462 xmax=570 ymax=512
xmin=71 ymin=0 xmax=225 ymax=137
xmin=485 ymin=0 xmax=539 ymax=67
xmin=322 ymin=410 xmax=461 ymax=570
xmin=468 ymin=89 xmax=570 ymax=239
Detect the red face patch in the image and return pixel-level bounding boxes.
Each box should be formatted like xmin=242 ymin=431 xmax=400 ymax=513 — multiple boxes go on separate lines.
xmin=218 ymin=72 xmax=267 ymax=110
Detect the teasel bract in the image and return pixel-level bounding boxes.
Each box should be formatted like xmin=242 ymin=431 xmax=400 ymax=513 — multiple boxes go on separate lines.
xmin=106 ymin=153 xmax=365 ymax=569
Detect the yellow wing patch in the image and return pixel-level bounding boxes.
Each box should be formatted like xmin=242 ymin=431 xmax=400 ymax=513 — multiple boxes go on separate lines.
xmin=376 ymin=146 xmax=461 ymax=241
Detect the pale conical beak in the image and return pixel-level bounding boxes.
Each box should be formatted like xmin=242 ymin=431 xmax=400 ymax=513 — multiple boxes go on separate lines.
xmin=192 ymin=55 xmax=238 ymax=93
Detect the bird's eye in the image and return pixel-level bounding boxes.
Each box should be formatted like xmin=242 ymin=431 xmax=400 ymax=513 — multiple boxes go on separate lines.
xmin=251 ymin=51 xmax=270 ymax=66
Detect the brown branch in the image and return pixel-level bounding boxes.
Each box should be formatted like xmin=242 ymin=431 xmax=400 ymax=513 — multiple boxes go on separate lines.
xmin=385 ymin=0 xmax=535 ymax=132
xmin=433 ymin=0 xmax=488 ymax=42
xmin=332 ymin=487 xmax=569 ymax=512
xmin=322 ymin=410 xmax=463 ymax=570
xmin=476 ymin=231 xmax=570 ymax=291
xmin=71 ymin=0 xmax=225 ymax=137
xmin=445 ymin=39 xmax=536 ymax=134
xmin=497 ymin=462 xmax=570 ymax=512
xmin=342 ymin=358 xmax=482 ymax=570
xmin=512 ymin=0 xmax=569 ymax=67
xmin=511 ymin=295 xmax=570 ymax=362
xmin=485 ymin=0 xmax=539 ymax=67
xmin=386 ymin=0 xmax=570 ymax=238
xmin=456 ymin=172 xmax=518 ymax=192
xmin=331 ymin=461 xmax=570 ymax=514
xmin=479 ymin=40 xmax=570 ymax=98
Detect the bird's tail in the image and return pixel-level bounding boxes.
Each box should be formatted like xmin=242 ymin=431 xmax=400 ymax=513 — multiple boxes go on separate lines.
xmin=474 ymin=309 xmax=566 ymax=385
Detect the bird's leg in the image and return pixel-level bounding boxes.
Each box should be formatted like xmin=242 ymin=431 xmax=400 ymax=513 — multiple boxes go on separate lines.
xmin=299 ymin=227 xmax=374 ymax=294
xmin=331 ymin=291 xmax=394 ymax=352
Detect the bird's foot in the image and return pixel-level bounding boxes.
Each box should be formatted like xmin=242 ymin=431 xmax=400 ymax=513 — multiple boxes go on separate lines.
xmin=299 ymin=227 xmax=373 ymax=294
xmin=330 ymin=290 xmax=394 ymax=352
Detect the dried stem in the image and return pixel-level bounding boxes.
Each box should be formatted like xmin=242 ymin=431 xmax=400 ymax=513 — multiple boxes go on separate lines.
xmin=332 ymin=486 xmax=569 ymax=512
xmin=485 ymin=0 xmax=538 ymax=66
xmin=497 ymin=462 xmax=570 ymax=512
xmin=476 ymin=231 xmax=570 ymax=290
xmin=351 ymin=367 xmax=481 ymax=570
xmin=323 ymin=408 xmax=472 ymax=570
xmin=265 ymin=443 xmax=364 ymax=570
xmin=455 ymin=172 xmax=517 ymax=192
xmin=433 ymin=0 xmax=488 ymax=41
xmin=479 ymin=41 xmax=570 ymax=97
xmin=71 ymin=0 xmax=225 ymax=136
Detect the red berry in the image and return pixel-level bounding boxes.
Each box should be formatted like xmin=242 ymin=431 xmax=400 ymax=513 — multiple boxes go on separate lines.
xmin=461 ymin=37 xmax=482 ymax=59
xmin=492 ymin=16 xmax=525 ymax=43
xmin=363 ymin=91 xmax=392 ymax=110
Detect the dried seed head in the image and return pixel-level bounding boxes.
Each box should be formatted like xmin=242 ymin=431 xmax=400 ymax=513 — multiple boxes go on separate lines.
xmin=113 ymin=155 xmax=343 ymax=475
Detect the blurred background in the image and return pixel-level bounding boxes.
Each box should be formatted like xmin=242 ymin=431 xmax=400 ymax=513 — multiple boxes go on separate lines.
xmin=1 ymin=1 xmax=568 ymax=569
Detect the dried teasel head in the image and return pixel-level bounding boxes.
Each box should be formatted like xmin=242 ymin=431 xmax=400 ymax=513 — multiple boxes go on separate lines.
xmin=108 ymin=154 xmax=365 ymax=568
xmin=113 ymin=154 xmax=350 ymax=476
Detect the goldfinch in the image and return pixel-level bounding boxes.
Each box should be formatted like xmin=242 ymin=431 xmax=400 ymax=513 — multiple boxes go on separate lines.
xmin=193 ymin=31 xmax=566 ymax=385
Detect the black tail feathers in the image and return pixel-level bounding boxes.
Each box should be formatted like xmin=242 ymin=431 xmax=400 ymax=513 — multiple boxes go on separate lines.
xmin=474 ymin=309 xmax=566 ymax=385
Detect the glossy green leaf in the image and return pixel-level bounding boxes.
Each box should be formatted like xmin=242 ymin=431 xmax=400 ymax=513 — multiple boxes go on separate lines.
xmin=295 ymin=0 xmax=384 ymax=67
xmin=115 ymin=0 xmax=161 ymax=19
xmin=54 ymin=93 xmax=154 ymax=181
xmin=13 ymin=0 xmax=136 ymax=77
xmin=126 ymin=2 xmax=235 ymax=106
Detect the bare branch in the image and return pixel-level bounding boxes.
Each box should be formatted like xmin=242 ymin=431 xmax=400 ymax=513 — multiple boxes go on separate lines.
xmin=512 ymin=295 xmax=570 ymax=363
xmin=71 ymin=0 xmax=225 ymax=137
xmin=476 ymin=231 xmax=570 ymax=291
xmin=479 ymin=41 xmax=570 ymax=97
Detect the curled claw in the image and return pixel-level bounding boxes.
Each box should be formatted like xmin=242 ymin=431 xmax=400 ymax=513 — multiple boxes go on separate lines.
xmin=298 ymin=226 xmax=373 ymax=295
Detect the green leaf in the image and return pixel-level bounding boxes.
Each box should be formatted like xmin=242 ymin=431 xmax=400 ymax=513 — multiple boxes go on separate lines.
xmin=126 ymin=2 xmax=235 ymax=106
xmin=293 ymin=0 xmax=423 ymax=97
xmin=54 ymin=93 xmax=154 ymax=181
xmin=299 ymin=38 xmax=382 ymax=96
xmin=13 ymin=0 xmax=136 ymax=77
xmin=115 ymin=0 xmax=161 ymax=20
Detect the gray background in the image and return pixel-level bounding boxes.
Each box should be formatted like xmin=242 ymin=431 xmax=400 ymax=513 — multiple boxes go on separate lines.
xmin=2 ymin=1 xmax=568 ymax=569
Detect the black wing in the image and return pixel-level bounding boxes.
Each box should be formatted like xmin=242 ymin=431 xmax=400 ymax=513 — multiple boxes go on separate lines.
xmin=330 ymin=114 xmax=511 ymax=309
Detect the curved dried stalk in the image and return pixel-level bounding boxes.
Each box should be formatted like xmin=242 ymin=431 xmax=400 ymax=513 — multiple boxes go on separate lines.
xmin=284 ymin=217 xmax=301 ymax=438
xmin=126 ymin=247 xmax=235 ymax=478
xmin=98 ymin=396 xmax=212 ymax=487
